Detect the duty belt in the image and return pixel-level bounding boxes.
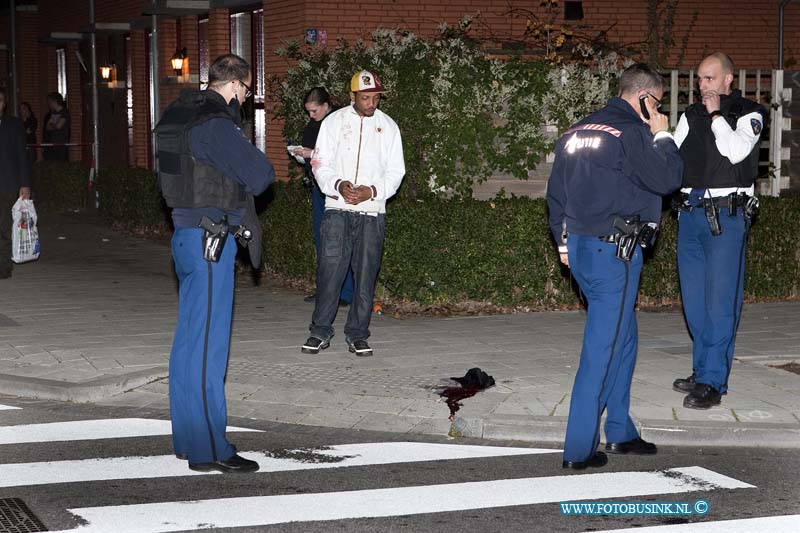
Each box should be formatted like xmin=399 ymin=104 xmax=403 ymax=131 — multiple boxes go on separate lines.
xmin=672 ymin=192 xmax=754 ymax=212
xmin=598 ymin=216 xmax=659 ymax=262
xmin=671 ymin=192 xmax=759 ymax=236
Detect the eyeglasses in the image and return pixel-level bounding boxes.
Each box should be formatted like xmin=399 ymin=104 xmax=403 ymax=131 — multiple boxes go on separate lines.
xmin=239 ymin=79 xmax=253 ymax=99
xmin=646 ymin=92 xmax=663 ymax=109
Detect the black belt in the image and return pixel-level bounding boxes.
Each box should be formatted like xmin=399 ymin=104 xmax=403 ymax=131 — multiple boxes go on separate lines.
xmin=676 ymin=192 xmax=751 ymax=211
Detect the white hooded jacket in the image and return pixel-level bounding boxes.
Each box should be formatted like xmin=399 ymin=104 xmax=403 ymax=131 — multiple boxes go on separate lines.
xmin=311 ymin=104 xmax=405 ymax=214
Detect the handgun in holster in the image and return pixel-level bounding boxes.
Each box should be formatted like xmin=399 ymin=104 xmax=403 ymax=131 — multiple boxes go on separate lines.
xmin=612 ymin=216 xmax=659 ymax=262
xmin=199 ymin=216 xmax=229 ymax=262
xmin=612 ymin=216 xmax=640 ymax=262
xmin=702 ymin=197 xmax=722 ymax=236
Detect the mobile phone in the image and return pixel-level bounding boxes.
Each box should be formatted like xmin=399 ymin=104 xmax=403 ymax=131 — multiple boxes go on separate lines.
xmin=639 ymin=95 xmax=650 ymax=120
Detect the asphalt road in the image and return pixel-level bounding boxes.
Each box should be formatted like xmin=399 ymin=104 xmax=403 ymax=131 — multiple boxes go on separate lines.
xmin=1 ymin=396 xmax=798 ymax=533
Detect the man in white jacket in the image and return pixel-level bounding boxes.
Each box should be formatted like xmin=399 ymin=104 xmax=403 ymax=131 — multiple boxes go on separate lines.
xmin=301 ymin=70 xmax=405 ymax=357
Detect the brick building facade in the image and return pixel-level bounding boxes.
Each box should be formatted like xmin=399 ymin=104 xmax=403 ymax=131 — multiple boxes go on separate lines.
xmin=0 ymin=0 xmax=797 ymax=186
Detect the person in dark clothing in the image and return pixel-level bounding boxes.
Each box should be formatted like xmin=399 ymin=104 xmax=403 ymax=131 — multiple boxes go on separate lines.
xmin=547 ymin=64 xmax=683 ymax=470
xmin=0 ymin=88 xmax=33 ymax=278
xmin=43 ymin=92 xmax=70 ymax=161
xmin=19 ymin=102 xmax=37 ymax=145
xmin=19 ymin=102 xmax=37 ymax=174
xmin=154 ymin=54 xmax=274 ymax=474
xmin=290 ymin=87 xmax=353 ymax=305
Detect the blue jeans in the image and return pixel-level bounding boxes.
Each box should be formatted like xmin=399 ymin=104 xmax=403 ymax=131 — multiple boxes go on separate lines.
xmin=169 ymin=227 xmax=237 ymax=464
xmin=312 ymin=182 xmax=353 ymax=303
xmin=563 ymin=235 xmax=642 ymax=463
xmin=310 ymin=210 xmax=385 ymax=343
xmin=678 ymin=195 xmax=748 ymax=393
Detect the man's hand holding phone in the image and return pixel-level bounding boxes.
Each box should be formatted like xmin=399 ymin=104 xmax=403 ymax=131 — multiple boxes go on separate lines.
xmin=640 ymin=94 xmax=668 ymax=135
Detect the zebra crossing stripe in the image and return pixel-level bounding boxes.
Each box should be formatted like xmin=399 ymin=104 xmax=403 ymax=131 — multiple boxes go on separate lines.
xmin=0 ymin=418 xmax=259 ymax=445
xmin=0 ymin=404 xmax=21 ymax=410
xmin=53 ymin=467 xmax=754 ymax=533
xmin=597 ymin=514 xmax=800 ymax=532
xmin=0 ymin=442 xmax=559 ymax=488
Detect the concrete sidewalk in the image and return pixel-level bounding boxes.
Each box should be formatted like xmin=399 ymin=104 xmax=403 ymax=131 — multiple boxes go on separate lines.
xmin=1 ymin=213 xmax=798 ymax=448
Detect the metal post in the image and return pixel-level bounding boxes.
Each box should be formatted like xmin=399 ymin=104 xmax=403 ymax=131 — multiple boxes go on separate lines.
xmin=150 ymin=15 xmax=159 ymax=170
xmin=9 ymin=0 xmax=18 ymax=114
xmin=89 ymin=0 xmax=100 ymax=187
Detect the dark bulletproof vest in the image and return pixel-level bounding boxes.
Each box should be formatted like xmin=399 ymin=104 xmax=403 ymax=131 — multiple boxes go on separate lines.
xmin=154 ymin=90 xmax=247 ymax=210
xmin=679 ymin=91 xmax=764 ymax=188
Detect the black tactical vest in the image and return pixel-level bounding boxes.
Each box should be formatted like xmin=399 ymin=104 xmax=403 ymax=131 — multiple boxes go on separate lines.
xmin=679 ymin=90 xmax=765 ymax=188
xmin=154 ymin=90 xmax=247 ymax=210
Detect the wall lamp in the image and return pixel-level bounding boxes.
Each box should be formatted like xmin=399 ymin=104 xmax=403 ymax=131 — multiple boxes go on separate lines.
xmin=171 ymin=47 xmax=187 ymax=76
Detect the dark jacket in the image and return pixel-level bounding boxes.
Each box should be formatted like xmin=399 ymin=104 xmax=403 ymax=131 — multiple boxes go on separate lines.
xmin=43 ymin=107 xmax=70 ymax=162
xmin=23 ymin=116 xmax=37 ymax=146
xmin=160 ymin=90 xmax=275 ymax=267
xmin=300 ymin=106 xmax=338 ymax=181
xmin=547 ymin=97 xmax=684 ymax=245
xmin=0 ymin=113 xmax=32 ymax=193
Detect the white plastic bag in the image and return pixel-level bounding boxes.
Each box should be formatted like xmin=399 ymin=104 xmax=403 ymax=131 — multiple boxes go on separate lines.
xmin=11 ymin=198 xmax=40 ymax=263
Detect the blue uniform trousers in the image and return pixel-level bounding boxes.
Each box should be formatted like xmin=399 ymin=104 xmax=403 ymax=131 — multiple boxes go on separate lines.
xmin=677 ymin=196 xmax=748 ymax=393
xmin=563 ymin=235 xmax=642 ymax=463
xmin=312 ymin=181 xmax=353 ymax=304
xmin=169 ymin=227 xmax=237 ymax=464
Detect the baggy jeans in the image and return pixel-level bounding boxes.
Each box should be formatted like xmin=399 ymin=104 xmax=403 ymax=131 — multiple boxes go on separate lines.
xmin=309 ymin=209 xmax=385 ymax=344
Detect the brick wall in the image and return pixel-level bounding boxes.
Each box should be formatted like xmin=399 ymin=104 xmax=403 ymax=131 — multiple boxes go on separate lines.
xmin=208 ymin=8 xmax=231 ymax=61
xmin=17 ymin=11 xmax=43 ymax=141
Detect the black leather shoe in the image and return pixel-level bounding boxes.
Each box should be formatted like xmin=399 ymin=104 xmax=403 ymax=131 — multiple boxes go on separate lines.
xmin=175 ymin=453 xmax=187 ymax=460
xmin=188 ymin=454 xmax=259 ymax=473
xmin=683 ymin=384 xmax=722 ymax=409
xmin=606 ymin=437 xmax=657 ymax=455
xmin=673 ymin=372 xmax=697 ymax=393
xmin=562 ymin=451 xmax=608 ymax=470
xmin=303 ymin=293 xmax=316 ymax=302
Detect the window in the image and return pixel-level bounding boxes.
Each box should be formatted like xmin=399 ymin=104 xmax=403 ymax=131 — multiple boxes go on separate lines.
xmin=125 ymin=35 xmax=134 ymax=165
xmin=198 ymin=18 xmax=209 ymax=88
xmin=564 ymin=1 xmax=584 ymax=21
xmin=230 ymin=9 xmax=265 ymax=152
xmin=56 ymin=48 xmax=67 ymax=99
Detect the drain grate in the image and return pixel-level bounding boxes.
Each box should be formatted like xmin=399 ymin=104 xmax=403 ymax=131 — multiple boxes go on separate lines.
xmin=0 ymin=498 xmax=47 ymax=533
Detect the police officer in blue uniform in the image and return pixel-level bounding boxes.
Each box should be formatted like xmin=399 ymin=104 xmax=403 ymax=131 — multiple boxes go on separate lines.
xmin=672 ymin=53 xmax=765 ymax=409
xmin=547 ymin=64 xmax=683 ymax=469
xmin=155 ymin=54 xmax=274 ymax=473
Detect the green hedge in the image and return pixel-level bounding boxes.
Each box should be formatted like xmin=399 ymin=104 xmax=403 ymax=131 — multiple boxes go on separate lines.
xmin=261 ymin=180 xmax=800 ymax=306
xmin=31 ymin=161 xmax=89 ymax=212
xmin=96 ymin=166 xmax=171 ymax=231
xmin=86 ymin=170 xmax=800 ymax=307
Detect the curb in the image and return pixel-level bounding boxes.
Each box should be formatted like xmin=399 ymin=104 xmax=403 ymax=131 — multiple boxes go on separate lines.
xmin=452 ymin=414 xmax=800 ymax=449
xmin=0 ymin=366 xmax=169 ymax=403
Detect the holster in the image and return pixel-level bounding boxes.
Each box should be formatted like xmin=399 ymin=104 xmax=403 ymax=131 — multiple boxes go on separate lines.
xmin=610 ymin=215 xmax=659 ymax=262
xmin=199 ymin=215 xmax=229 ymax=262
